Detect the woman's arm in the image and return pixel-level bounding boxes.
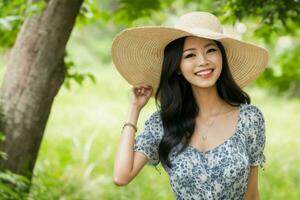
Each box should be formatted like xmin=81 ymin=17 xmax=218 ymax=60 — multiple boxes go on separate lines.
xmin=244 ymin=166 xmax=260 ymax=200
xmin=113 ymin=104 xmax=149 ymax=186
xmin=113 ymin=85 xmax=153 ymax=186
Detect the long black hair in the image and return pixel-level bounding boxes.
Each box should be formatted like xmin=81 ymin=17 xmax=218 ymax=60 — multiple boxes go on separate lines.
xmin=154 ymin=37 xmax=250 ymax=168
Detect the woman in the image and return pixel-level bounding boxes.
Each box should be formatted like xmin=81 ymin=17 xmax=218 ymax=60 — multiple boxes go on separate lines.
xmin=112 ymin=11 xmax=268 ymax=199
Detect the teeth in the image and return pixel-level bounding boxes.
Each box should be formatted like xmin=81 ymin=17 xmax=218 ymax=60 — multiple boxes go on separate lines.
xmin=195 ymin=69 xmax=213 ymax=76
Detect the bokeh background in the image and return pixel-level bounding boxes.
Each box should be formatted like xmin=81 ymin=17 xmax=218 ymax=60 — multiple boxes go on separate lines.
xmin=0 ymin=0 xmax=299 ymax=199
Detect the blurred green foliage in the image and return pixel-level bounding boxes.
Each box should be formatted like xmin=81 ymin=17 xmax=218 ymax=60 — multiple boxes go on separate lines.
xmin=64 ymin=52 xmax=96 ymax=90
xmin=0 ymin=170 xmax=30 ymax=200
xmin=0 ymin=0 xmax=46 ymax=50
xmin=222 ymin=0 xmax=299 ymax=38
xmin=256 ymin=45 xmax=300 ymax=96
xmin=221 ymin=0 xmax=300 ymax=97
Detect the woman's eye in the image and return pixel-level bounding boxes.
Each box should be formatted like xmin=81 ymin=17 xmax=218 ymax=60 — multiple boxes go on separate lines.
xmin=184 ymin=53 xmax=195 ymax=59
xmin=207 ymin=48 xmax=217 ymax=53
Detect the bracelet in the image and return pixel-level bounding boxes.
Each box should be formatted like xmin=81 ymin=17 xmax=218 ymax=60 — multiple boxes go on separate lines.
xmin=122 ymin=122 xmax=138 ymax=132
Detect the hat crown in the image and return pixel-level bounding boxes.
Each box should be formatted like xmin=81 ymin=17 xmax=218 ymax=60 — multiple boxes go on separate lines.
xmin=175 ymin=12 xmax=223 ymax=33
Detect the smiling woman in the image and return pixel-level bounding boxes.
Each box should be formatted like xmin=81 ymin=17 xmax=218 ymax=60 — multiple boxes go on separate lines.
xmin=112 ymin=11 xmax=268 ymax=199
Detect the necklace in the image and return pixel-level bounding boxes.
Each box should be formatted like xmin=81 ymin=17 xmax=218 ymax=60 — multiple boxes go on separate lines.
xmin=200 ymin=113 xmax=219 ymax=141
xmin=198 ymin=104 xmax=236 ymax=141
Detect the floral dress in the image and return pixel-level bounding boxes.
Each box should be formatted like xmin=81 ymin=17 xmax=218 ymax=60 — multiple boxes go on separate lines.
xmin=133 ymin=103 xmax=266 ymax=200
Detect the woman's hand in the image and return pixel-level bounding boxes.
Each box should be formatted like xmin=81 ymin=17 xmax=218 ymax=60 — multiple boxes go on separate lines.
xmin=129 ymin=84 xmax=153 ymax=109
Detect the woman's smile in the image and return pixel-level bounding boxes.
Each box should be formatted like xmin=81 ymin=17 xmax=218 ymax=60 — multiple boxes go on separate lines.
xmin=194 ymin=68 xmax=215 ymax=78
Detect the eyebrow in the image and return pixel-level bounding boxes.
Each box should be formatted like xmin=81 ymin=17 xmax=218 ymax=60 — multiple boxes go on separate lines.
xmin=183 ymin=43 xmax=217 ymax=52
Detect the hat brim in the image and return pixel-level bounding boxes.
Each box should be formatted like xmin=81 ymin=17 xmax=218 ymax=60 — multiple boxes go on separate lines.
xmin=111 ymin=26 xmax=269 ymax=96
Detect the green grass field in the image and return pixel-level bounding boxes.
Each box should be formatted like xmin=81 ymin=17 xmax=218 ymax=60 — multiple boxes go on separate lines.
xmin=0 ymin=29 xmax=299 ymax=199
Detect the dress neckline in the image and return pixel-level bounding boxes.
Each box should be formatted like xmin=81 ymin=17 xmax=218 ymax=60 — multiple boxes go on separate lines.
xmin=187 ymin=103 xmax=244 ymax=155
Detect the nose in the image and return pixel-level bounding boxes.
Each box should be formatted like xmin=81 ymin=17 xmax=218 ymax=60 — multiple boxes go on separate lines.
xmin=197 ymin=53 xmax=209 ymax=66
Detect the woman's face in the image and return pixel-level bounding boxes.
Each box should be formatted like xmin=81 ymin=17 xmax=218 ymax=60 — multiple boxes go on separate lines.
xmin=179 ymin=36 xmax=222 ymax=89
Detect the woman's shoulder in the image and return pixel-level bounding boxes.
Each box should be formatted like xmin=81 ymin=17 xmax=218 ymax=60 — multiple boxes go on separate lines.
xmin=240 ymin=103 xmax=264 ymax=117
xmin=144 ymin=110 xmax=163 ymax=132
xmin=145 ymin=110 xmax=162 ymax=124
xmin=240 ymin=103 xmax=265 ymax=127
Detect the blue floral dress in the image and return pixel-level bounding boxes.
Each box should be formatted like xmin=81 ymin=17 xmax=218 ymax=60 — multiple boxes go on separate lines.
xmin=133 ymin=103 xmax=266 ymax=200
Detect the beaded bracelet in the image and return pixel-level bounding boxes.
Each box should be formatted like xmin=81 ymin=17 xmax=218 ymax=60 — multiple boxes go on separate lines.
xmin=122 ymin=122 xmax=138 ymax=132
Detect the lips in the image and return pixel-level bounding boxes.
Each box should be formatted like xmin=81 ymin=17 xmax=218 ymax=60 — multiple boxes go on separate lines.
xmin=194 ymin=68 xmax=214 ymax=76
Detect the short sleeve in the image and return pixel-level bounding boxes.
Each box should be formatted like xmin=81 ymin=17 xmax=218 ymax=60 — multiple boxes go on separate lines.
xmin=245 ymin=105 xmax=266 ymax=168
xmin=133 ymin=111 xmax=164 ymax=166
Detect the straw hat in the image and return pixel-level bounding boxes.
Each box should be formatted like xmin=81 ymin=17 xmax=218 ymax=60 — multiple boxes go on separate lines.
xmin=111 ymin=11 xmax=269 ymax=96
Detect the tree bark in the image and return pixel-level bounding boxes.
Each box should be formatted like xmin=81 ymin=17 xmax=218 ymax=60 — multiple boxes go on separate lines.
xmin=0 ymin=0 xmax=83 ymax=179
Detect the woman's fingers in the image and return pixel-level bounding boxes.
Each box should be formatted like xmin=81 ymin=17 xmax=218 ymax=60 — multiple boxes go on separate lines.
xmin=129 ymin=85 xmax=153 ymax=108
xmin=133 ymin=85 xmax=152 ymax=96
xmin=142 ymin=87 xmax=152 ymax=97
xmin=145 ymin=88 xmax=153 ymax=97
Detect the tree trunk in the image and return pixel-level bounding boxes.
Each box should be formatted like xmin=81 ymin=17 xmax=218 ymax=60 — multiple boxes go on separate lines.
xmin=0 ymin=0 xmax=83 ymax=179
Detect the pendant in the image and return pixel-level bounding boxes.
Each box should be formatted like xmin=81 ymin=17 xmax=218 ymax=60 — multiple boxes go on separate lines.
xmin=202 ymin=135 xmax=207 ymax=140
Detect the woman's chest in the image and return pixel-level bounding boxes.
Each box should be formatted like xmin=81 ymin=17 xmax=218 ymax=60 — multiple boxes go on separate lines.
xmin=165 ymin=135 xmax=250 ymax=188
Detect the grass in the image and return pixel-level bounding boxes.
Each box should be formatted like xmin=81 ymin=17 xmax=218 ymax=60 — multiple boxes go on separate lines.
xmin=0 ymin=27 xmax=299 ymax=199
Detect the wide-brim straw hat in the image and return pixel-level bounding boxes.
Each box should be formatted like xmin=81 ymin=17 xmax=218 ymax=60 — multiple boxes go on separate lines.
xmin=111 ymin=11 xmax=269 ymax=97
